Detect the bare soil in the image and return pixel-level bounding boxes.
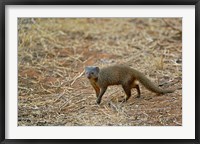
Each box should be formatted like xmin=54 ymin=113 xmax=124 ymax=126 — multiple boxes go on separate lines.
xmin=18 ymin=18 xmax=182 ymax=126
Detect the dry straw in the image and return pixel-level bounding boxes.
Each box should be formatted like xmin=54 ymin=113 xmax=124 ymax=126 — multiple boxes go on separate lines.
xmin=18 ymin=18 xmax=182 ymax=126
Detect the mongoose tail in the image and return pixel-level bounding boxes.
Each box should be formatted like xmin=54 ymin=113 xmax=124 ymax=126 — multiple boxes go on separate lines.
xmin=135 ymin=70 xmax=175 ymax=94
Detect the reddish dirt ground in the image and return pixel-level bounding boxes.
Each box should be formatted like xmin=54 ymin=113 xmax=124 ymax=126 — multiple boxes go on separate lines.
xmin=18 ymin=18 xmax=182 ymax=126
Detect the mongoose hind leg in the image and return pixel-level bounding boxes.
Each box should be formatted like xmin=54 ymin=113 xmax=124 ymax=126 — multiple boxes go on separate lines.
xmin=135 ymin=85 xmax=141 ymax=98
xmin=121 ymin=85 xmax=132 ymax=102
xmin=131 ymin=80 xmax=141 ymax=98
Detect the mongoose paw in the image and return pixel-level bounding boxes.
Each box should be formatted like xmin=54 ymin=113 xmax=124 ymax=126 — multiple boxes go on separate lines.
xmin=156 ymin=93 xmax=162 ymax=96
xmin=118 ymin=99 xmax=126 ymax=103
xmin=96 ymin=99 xmax=101 ymax=105
xmin=136 ymin=95 xmax=141 ymax=98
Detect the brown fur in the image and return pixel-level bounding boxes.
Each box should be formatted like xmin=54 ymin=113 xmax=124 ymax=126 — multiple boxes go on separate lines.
xmin=85 ymin=65 xmax=175 ymax=104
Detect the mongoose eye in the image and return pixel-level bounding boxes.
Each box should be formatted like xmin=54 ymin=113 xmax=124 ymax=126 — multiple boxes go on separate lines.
xmin=91 ymin=72 xmax=94 ymax=75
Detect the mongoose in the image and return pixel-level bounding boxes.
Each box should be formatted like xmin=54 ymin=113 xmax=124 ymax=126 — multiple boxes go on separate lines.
xmin=85 ymin=65 xmax=175 ymax=104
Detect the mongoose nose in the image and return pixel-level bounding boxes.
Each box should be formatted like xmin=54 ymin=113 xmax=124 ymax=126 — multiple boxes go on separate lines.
xmin=86 ymin=73 xmax=91 ymax=79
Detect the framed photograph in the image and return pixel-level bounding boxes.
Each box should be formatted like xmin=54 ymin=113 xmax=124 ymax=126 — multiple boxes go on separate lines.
xmin=1 ymin=0 xmax=199 ymax=143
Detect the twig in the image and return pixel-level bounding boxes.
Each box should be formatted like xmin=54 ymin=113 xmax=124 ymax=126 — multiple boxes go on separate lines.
xmin=40 ymin=84 xmax=54 ymax=94
xmin=54 ymin=92 xmax=65 ymax=102
xmin=70 ymin=70 xmax=85 ymax=86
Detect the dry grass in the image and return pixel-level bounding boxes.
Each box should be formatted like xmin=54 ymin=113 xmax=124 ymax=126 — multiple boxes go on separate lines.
xmin=18 ymin=18 xmax=182 ymax=126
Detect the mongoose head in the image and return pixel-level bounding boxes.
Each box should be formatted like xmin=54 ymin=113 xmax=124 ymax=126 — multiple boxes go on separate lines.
xmin=85 ymin=66 xmax=100 ymax=79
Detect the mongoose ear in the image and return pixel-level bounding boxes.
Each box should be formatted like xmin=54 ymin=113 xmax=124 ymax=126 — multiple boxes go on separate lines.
xmin=95 ymin=67 xmax=100 ymax=73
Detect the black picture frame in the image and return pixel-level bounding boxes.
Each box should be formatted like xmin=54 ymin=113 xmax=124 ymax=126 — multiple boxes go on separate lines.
xmin=0 ymin=0 xmax=199 ymax=144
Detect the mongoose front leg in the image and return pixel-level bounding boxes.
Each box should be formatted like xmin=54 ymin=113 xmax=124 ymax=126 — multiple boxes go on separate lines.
xmin=96 ymin=87 xmax=107 ymax=104
xmin=91 ymin=84 xmax=100 ymax=98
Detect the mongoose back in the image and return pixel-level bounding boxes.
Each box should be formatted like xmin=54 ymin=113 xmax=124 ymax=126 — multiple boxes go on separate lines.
xmin=85 ymin=65 xmax=175 ymax=104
